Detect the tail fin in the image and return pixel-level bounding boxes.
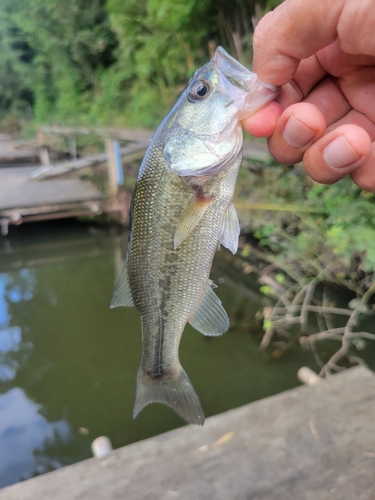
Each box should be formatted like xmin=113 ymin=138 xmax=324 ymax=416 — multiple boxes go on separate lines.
xmin=133 ymin=365 xmax=205 ymax=425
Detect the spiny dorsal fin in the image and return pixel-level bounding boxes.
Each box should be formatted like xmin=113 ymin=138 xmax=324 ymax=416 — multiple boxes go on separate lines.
xmin=110 ymin=261 xmax=134 ymax=308
xmin=188 ymin=283 xmax=229 ymax=336
xmin=174 ymin=187 xmax=214 ymax=249
xmin=220 ymin=202 xmax=240 ymax=254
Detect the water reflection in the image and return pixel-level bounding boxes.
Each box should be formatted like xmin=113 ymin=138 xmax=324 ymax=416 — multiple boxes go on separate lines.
xmin=0 ymin=220 xmax=316 ymax=489
xmin=0 ymin=270 xmax=35 ymax=383
xmin=0 ymin=388 xmax=70 ymax=487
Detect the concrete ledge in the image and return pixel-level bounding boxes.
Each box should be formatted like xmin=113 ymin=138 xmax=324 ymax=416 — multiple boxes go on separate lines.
xmin=2 ymin=366 xmax=375 ymax=500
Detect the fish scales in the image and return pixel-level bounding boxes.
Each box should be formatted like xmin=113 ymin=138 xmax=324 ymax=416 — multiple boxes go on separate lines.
xmin=131 ymin=144 xmax=234 ymax=367
xmin=111 ymin=47 xmax=279 ymax=424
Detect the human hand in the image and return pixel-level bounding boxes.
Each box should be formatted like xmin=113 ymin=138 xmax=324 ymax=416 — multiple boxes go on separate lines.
xmin=242 ymin=0 xmax=375 ymax=191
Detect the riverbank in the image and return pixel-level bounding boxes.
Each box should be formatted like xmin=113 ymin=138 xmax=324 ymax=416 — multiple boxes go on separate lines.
xmin=1 ymin=366 xmax=374 ymax=500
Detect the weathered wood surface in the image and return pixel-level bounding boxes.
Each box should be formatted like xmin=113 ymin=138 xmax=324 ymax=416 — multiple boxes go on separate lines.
xmin=40 ymin=125 xmax=154 ymax=144
xmin=1 ymin=366 xmax=374 ymax=500
xmin=0 ymin=166 xmax=104 ymax=211
xmin=0 ymin=148 xmax=39 ymax=161
xmin=0 ymin=136 xmax=40 ymax=161
xmin=39 ymin=126 xmax=270 ymax=162
xmin=31 ymin=143 xmax=148 ymax=180
xmin=33 ymin=139 xmax=269 ymax=176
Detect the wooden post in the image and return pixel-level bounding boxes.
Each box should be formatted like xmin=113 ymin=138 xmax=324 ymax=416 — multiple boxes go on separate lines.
xmin=113 ymin=141 xmax=124 ymax=186
xmin=68 ymin=136 xmax=77 ymax=160
xmin=37 ymin=127 xmax=50 ymax=165
xmin=39 ymin=147 xmax=50 ymax=165
xmin=106 ymin=139 xmax=125 ymax=197
xmin=37 ymin=128 xmax=45 ymax=145
xmin=105 ymin=138 xmax=118 ymax=198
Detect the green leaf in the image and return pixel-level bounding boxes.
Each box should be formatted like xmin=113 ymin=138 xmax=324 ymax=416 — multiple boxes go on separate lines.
xmin=263 ymin=319 xmax=273 ymax=331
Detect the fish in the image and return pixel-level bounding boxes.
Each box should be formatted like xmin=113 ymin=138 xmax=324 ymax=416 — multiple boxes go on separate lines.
xmin=111 ymin=47 xmax=278 ymax=425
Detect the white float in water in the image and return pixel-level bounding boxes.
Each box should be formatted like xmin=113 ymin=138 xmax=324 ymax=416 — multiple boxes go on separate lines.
xmin=91 ymin=436 xmax=113 ymax=458
xmin=297 ymin=367 xmax=321 ymax=386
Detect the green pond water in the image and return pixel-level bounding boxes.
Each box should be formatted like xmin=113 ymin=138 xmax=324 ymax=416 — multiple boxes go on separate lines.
xmin=0 ymin=220 xmax=319 ymax=488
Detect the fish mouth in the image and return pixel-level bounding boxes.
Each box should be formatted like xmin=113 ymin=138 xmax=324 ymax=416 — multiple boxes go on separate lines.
xmin=212 ymin=46 xmax=280 ymax=115
xmin=213 ymin=47 xmax=255 ymax=86
xmin=213 ymin=46 xmax=278 ymax=93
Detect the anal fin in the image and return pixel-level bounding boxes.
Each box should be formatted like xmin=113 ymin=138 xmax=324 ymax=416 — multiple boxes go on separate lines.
xmin=110 ymin=261 xmax=134 ymax=308
xmin=188 ymin=283 xmax=229 ymax=336
xmin=220 ymin=202 xmax=240 ymax=254
xmin=174 ymin=187 xmax=214 ymax=249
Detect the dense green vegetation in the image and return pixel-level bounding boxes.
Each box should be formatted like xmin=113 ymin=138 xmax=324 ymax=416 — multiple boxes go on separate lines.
xmin=0 ymin=0 xmax=278 ymax=127
xmin=234 ymin=160 xmax=375 ymax=373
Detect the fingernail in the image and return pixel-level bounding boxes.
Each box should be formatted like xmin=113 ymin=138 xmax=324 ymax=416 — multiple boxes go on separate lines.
xmin=323 ymin=135 xmax=360 ymax=169
xmin=282 ymin=116 xmax=316 ymax=148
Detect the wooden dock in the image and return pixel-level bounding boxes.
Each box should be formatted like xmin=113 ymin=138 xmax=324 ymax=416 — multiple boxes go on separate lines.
xmin=0 ymin=166 xmax=106 ymax=235
xmin=0 ymin=128 xmax=149 ymax=234
xmin=1 ymin=366 xmax=374 ymax=500
xmin=0 ymin=127 xmax=271 ymax=235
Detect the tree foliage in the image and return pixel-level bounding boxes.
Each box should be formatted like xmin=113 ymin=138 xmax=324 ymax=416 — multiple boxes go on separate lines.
xmin=0 ymin=0 xmax=279 ymax=126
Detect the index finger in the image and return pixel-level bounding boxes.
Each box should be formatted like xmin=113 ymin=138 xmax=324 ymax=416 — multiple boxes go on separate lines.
xmin=253 ymin=0 xmax=343 ymax=85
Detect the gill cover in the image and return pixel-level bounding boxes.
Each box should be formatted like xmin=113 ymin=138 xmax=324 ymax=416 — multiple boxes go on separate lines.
xmin=164 ymin=46 xmax=278 ymax=177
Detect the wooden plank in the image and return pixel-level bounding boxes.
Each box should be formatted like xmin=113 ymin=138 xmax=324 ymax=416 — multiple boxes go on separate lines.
xmin=40 ymin=125 xmax=154 ymax=143
xmin=1 ymin=367 xmax=374 ymax=500
xmin=0 ymin=167 xmax=105 ymax=212
xmin=31 ymin=143 xmax=147 ymax=180
xmin=0 ymin=201 xmax=102 ymax=218
xmin=0 ymin=149 xmax=39 ymax=161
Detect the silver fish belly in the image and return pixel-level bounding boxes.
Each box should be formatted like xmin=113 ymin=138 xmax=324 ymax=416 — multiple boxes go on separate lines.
xmin=111 ymin=47 xmax=278 ymax=425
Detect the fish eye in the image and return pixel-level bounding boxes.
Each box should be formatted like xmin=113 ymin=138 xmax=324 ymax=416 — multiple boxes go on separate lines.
xmin=188 ymin=80 xmax=211 ymax=102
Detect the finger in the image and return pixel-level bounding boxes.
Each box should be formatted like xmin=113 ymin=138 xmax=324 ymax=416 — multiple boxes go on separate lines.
xmin=302 ymin=124 xmax=372 ymax=184
xmin=303 ymin=77 xmax=351 ymax=125
xmin=337 ymin=66 xmax=375 ymax=123
xmin=276 ymin=55 xmax=328 ymax=108
xmin=317 ymin=39 xmax=375 ymax=78
xmin=276 ymin=44 xmax=375 ymax=109
xmin=278 ymin=75 xmax=352 ymax=124
xmin=241 ymin=101 xmax=282 ymax=138
xmin=350 ymin=144 xmax=375 ymax=191
xmin=336 ymin=2 xmax=375 ymax=56
xmin=327 ymin=109 xmax=375 ymax=141
xmin=267 ymin=103 xmax=326 ymax=164
xmin=325 ymin=110 xmax=375 ymax=190
xmin=253 ymin=0 xmax=344 ymax=85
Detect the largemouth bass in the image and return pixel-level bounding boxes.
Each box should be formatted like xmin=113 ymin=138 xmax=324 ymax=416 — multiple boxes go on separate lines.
xmin=111 ymin=47 xmax=278 ymax=425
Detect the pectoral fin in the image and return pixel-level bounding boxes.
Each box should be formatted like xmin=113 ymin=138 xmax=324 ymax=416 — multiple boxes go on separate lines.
xmin=219 ymin=203 xmax=240 ymax=254
xmin=188 ymin=283 xmax=229 ymax=336
xmin=110 ymin=261 xmax=134 ymax=308
xmin=174 ymin=188 xmax=214 ymax=249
